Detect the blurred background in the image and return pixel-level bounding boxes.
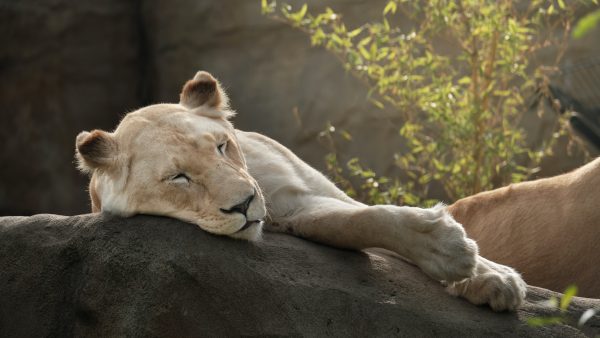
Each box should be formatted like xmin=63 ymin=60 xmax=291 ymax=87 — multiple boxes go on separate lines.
xmin=1 ymin=0 xmax=599 ymax=216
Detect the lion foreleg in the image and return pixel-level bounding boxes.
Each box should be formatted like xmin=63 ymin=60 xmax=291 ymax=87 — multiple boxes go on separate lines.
xmin=267 ymin=195 xmax=527 ymax=311
xmin=267 ymin=196 xmax=478 ymax=283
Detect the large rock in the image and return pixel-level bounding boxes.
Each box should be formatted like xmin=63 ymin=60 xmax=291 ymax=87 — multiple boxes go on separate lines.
xmin=1 ymin=214 xmax=598 ymax=337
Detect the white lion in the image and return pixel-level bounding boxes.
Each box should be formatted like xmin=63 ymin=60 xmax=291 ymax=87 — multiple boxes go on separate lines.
xmin=75 ymin=71 xmax=526 ymax=311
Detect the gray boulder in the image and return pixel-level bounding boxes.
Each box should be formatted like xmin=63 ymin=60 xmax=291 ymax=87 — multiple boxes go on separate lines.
xmin=1 ymin=214 xmax=599 ymax=337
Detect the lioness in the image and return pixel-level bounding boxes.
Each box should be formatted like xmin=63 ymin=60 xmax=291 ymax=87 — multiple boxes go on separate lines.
xmin=449 ymin=158 xmax=600 ymax=298
xmin=75 ymin=71 xmax=526 ymax=311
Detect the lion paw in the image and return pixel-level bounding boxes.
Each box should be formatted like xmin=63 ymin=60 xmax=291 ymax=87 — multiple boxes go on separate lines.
xmin=446 ymin=257 xmax=527 ymax=311
xmin=406 ymin=207 xmax=478 ymax=282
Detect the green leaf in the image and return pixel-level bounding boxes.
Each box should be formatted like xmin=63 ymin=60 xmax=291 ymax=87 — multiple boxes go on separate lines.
xmin=418 ymin=173 xmax=431 ymax=185
xmin=511 ymin=173 xmax=526 ymax=182
xmin=298 ymin=4 xmax=308 ymax=20
xmin=358 ymin=36 xmax=371 ymax=47
xmin=560 ymin=285 xmax=578 ymax=311
xmin=572 ymin=9 xmax=600 ymax=39
xmin=370 ymin=42 xmax=378 ymax=60
xmin=287 ymin=4 xmax=308 ymax=23
xmin=260 ymin=0 xmax=275 ymax=15
xmin=330 ymin=33 xmax=344 ymax=46
xmin=358 ymin=46 xmax=371 ymax=60
xmin=348 ymin=27 xmax=363 ymax=38
xmin=557 ymin=0 xmax=565 ymax=9
xmin=493 ymin=90 xmax=511 ymax=97
xmin=458 ymin=76 xmax=471 ymax=85
xmin=383 ymin=1 xmax=397 ymax=15
xmin=527 ymin=316 xmax=564 ymax=327
xmin=383 ymin=18 xmax=390 ymax=31
xmin=340 ymin=130 xmax=353 ymax=141
xmin=371 ymin=99 xmax=385 ymax=109
xmin=311 ymin=28 xmax=326 ymax=46
xmin=432 ymin=158 xmax=446 ymax=171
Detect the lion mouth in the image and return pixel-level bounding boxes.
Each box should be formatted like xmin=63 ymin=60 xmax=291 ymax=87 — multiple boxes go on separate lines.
xmin=236 ymin=219 xmax=262 ymax=233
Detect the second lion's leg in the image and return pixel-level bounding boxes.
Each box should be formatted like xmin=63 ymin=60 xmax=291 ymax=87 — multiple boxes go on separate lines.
xmin=267 ymin=195 xmax=478 ymax=283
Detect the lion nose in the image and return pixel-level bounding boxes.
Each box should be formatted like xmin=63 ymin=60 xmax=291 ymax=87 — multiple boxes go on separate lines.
xmin=220 ymin=192 xmax=255 ymax=216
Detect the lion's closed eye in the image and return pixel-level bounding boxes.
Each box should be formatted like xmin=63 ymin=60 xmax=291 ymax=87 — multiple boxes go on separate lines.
xmin=217 ymin=141 xmax=227 ymax=155
xmin=170 ymin=173 xmax=191 ymax=185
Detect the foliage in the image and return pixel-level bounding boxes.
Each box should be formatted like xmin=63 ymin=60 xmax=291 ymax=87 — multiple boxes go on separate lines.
xmin=573 ymin=7 xmax=600 ymax=39
xmin=263 ymin=0 xmax=594 ymax=205
xmin=527 ymin=285 xmax=598 ymax=331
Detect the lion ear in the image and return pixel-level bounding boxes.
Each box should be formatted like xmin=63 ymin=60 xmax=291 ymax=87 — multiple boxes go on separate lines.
xmin=179 ymin=71 xmax=234 ymax=119
xmin=75 ymin=130 xmax=118 ymax=173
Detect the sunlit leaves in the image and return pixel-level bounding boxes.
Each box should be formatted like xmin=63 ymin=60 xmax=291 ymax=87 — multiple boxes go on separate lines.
xmin=527 ymin=316 xmax=564 ymax=327
xmin=527 ymin=285 xmax=597 ymax=330
xmin=572 ymin=8 xmax=600 ymax=39
xmin=560 ymin=285 xmax=578 ymax=312
xmin=262 ymin=0 xmax=582 ymax=204
xmin=260 ymin=0 xmax=278 ymax=15
xmin=383 ymin=1 xmax=397 ymax=16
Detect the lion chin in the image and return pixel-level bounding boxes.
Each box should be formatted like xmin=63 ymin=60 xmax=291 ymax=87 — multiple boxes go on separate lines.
xmin=229 ymin=221 xmax=264 ymax=241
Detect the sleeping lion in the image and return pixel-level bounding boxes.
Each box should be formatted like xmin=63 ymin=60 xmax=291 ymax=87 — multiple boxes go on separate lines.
xmin=75 ymin=71 xmax=526 ymax=311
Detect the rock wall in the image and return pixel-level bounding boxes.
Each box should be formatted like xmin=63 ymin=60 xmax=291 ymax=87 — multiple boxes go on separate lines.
xmin=0 ymin=0 xmax=400 ymax=216
xmin=1 ymin=214 xmax=599 ymax=337
xmin=1 ymin=1 xmax=599 ymax=215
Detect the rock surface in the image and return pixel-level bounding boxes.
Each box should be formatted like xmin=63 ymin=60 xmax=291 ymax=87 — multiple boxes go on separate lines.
xmin=1 ymin=214 xmax=599 ymax=337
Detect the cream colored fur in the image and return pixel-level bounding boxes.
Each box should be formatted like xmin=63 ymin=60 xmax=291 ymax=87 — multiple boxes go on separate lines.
xmin=75 ymin=71 xmax=527 ymax=311
xmin=449 ymin=158 xmax=600 ymax=298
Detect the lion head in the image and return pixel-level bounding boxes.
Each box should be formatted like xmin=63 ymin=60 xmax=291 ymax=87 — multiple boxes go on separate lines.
xmin=75 ymin=71 xmax=266 ymax=240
